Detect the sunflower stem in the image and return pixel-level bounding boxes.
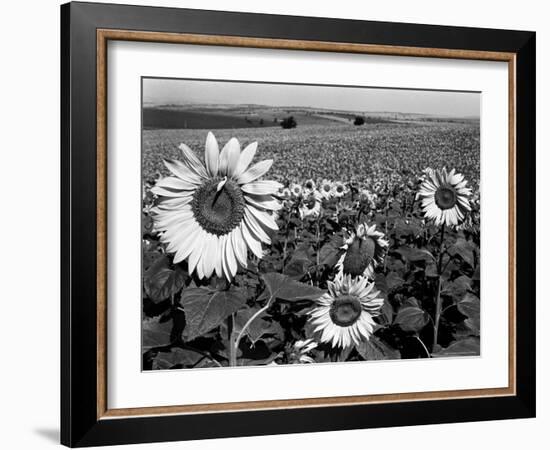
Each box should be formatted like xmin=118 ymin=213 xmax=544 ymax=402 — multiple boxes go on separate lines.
xmin=281 ymin=206 xmax=294 ymax=272
xmin=228 ymin=313 xmax=237 ymax=367
xmin=432 ymin=224 xmax=446 ymax=352
xmin=315 ymin=216 xmax=321 ymax=286
xmin=415 ymin=335 xmax=431 ymax=358
xmin=383 ymin=198 xmax=390 ymax=273
xmin=235 ymin=295 xmax=274 ymax=353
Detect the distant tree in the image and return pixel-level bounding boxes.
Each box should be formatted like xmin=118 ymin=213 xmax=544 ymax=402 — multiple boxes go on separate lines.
xmin=281 ymin=116 xmax=297 ymax=129
xmin=354 ymin=116 xmax=366 ymax=126
xmin=259 ymin=118 xmax=264 ymax=125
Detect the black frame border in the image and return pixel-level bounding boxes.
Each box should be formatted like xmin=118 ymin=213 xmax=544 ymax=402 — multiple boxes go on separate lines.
xmin=61 ymin=2 xmax=535 ymax=447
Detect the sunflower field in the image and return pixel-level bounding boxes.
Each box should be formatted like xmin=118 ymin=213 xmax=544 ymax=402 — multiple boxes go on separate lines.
xmin=142 ymin=122 xmax=480 ymax=370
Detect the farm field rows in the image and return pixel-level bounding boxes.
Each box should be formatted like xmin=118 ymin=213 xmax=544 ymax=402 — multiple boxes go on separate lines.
xmin=143 ymin=122 xmax=480 ymax=190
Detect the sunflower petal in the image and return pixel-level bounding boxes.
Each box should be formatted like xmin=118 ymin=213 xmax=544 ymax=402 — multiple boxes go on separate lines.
xmin=247 ymin=206 xmax=278 ymax=230
xmin=156 ymin=176 xmax=197 ymax=191
xmin=231 ymin=228 xmax=247 ymax=268
xmin=205 ymin=132 xmax=219 ymax=177
xmin=241 ymin=223 xmax=263 ymax=259
xmin=179 ymin=144 xmax=208 ymax=179
xmin=237 ymin=159 xmax=273 ymax=185
xmin=218 ymin=137 xmax=240 ymax=176
xmin=241 ymin=180 xmax=283 ymax=195
xmin=244 ymin=194 xmax=282 ymax=211
xmin=244 ymin=210 xmax=271 ymax=244
xmin=233 ymin=141 xmax=257 ymax=178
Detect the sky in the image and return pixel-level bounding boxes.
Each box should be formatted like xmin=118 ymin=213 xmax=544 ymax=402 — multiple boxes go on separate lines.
xmin=143 ymin=77 xmax=480 ymax=117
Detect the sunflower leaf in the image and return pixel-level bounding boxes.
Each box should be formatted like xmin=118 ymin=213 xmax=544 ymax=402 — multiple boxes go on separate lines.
xmin=142 ymin=317 xmax=174 ymax=351
xmin=356 ymin=335 xmax=401 ymax=360
xmin=180 ymin=287 xmax=247 ymax=340
xmin=448 ymin=238 xmax=477 ymax=268
xmin=432 ymin=337 xmax=480 ymax=357
xmin=457 ymin=293 xmax=480 ymax=332
xmin=441 ymin=275 xmax=472 ymax=300
xmin=319 ymin=239 xmax=341 ymax=267
xmin=385 ymin=271 xmax=405 ymax=291
xmin=234 ymin=307 xmax=276 ymax=344
xmin=151 ymin=347 xmax=204 ymax=370
xmin=144 ymin=255 xmax=187 ymax=302
xmin=394 ymin=306 xmax=430 ymax=332
xmin=396 ymin=246 xmax=435 ymax=263
xmin=262 ymin=273 xmax=324 ymax=302
xmin=374 ymin=274 xmax=393 ymax=324
xmin=283 ymin=257 xmax=312 ymax=280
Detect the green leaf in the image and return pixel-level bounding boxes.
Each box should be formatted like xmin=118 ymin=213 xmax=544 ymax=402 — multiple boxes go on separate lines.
xmin=393 ymin=217 xmax=422 ymax=238
xmin=394 ymin=306 xmax=429 ymax=332
xmin=374 ymin=274 xmax=393 ymax=324
xmin=442 ymin=275 xmax=472 ymax=300
xmin=403 ymin=297 xmax=420 ymax=308
xmin=152 ymin=348 xmax=204 ymax=370
xmin=142 ymin=317 xmax=173 ymax=351
xmin=457 ymin=293 xmax=480 ymax=318
xmin=262 ymin=273 xmax=324 ymax=302
xmin=319 ymin=239 xmax=342 ymax=267
xmin=144 ymin=255 xmax=187 ymax=302
xmin=282 ymin=257 xmax=311 ymax=279
xmin=433 ymin=337 xmax=480 ymax=357
xmin=386 ymin=271 xmax=405 ymax=290
xmin=356 ymin=335 xmax=401 ymax=361
xmin=234 ymin=308 xmax=279 ymax=344
xmin=457 ymin=293 xmax=480 ymax=333
xmin=180 ymin=287 xmax=247 ymax=340
xmin=397 ymin=246 xmax=435 ymax=263
xmin=448 ymin=238 xmax=477 ymax=268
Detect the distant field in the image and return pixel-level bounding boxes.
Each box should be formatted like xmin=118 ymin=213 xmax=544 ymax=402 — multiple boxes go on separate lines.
xmin=142 ymin=107 xmax=352 ymax=130
xmin=142 ymin=122 xmax=480 ymax=189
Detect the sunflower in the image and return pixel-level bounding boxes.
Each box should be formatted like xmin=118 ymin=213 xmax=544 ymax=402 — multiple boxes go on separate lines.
xmin=151 ymin=132 xmax=282 ymax=280
xmin=290 ymin=183 xmax=303 ymax=198
xmin=299 ymin=190 xmax=322 ymax=219
xmin=336 ymin=223 xmax=388 ymax=279
xmin=281 ymin=187 xmax=292 ymax=201
xmin=332 ymin=181 xmax=346 ymax=198
xmin=309 ymin=274 xmax=383 ymax=349
xmin=319 ymin=179 xmax=333 ymax=200
xmin=288 ymin=339 xmax=317 ymax=364
xmin=417 ymin=168 xmax=472 ymax=227
xmin=359 ymin=188 xmax=377 ymax=209
xmin=303 ymin=178 xmax=316 ymax=193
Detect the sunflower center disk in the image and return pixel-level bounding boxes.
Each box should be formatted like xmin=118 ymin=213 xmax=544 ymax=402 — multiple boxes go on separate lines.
xmin=329 ymin=295 xmax=362 ymax=327
xmin=434 ymin=185 xmax=458 ymax=210
xmin=191 ymin=179 xmax=245 ymax=236
xmin=342 ymin=237 xmax=376 ymax=276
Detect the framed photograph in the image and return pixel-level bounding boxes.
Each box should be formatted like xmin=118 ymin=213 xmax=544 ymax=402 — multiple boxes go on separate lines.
xmin=61 ymin=2 xmax=536 ymax=447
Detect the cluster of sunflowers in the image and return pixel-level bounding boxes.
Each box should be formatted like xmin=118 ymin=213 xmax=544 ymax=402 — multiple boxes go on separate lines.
xmin=144 ymin=132 xmax=476 ymax=368
xmin=277 ymin=179 xmax=378 ymax=220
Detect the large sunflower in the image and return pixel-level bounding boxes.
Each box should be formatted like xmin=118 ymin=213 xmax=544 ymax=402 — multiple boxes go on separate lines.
xmin=309 ymin=274 xmax=383 ymax=349
xmin=336 ymin=223 xmax=388 ymax=279
xmin=151 ymin=132 xmax=282 ymax=280
xmin=417 ymin=167 xmax=471 ymax=227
